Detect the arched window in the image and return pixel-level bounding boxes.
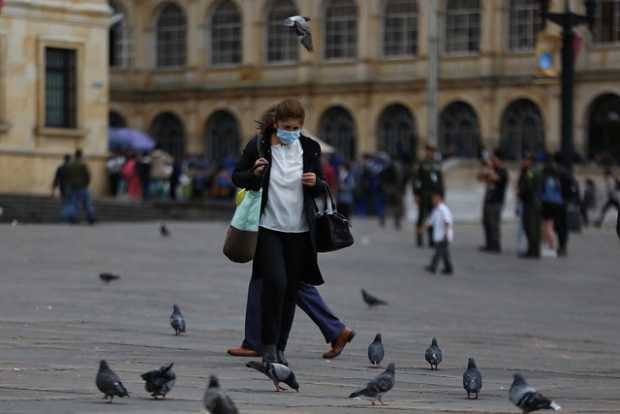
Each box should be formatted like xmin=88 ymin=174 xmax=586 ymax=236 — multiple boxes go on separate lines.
xmin=204 ymin=111 xmax=241 ymax=163
xmin=109 ymin=111 xmax=127 ymax=128
xmin=377 ymin=104 xmax=417 ymax=163
xmin=508 ymin=0 xmax=544 ymax=51
xmin=109 ymin=0 xmax=132 ymax=67
xmin=319 ymin=106 xmax=356 ymax=160
xmin=149 ymin=112 xmax=186 ymax=160
xmin=439 ymin=101 xmax=480 ymax=158
xmin=445 ymin=0 xmax=480 ymax=54
xmin=156 ymin=3 xmax=187 ymax=68
xmin=210 ymin=0 xmax=242 ymax=65
xmin=383 ymin=0 xmax=418 ymax=57
xmin=592 ymin=0 xmax=620 ymax=44
xmin=324 ymin=0 xmax=358 ymax=59
xmin=500 ymin=99 xmax=545 ymax=160
xmin=588 ymin=93 xmax=620 ymax=163
xmin=267 ymin=0 xmax=299 ymax=63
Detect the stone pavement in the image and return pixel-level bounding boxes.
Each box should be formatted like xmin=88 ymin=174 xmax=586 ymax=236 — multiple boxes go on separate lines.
xmin=1 ymin=220 xmax=619 ymax=413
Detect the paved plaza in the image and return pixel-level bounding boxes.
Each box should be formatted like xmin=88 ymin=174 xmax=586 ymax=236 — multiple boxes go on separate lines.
xmin=1 ymin=219 xmax=619 ymax=413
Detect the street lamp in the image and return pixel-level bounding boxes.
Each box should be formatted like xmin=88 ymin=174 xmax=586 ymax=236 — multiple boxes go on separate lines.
xmin=541 ymin=0 xmax=595 ymax=172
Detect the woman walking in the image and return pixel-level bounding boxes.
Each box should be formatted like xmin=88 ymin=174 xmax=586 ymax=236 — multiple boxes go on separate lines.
xmin=232 ymin=99 xmax=327 ymax=364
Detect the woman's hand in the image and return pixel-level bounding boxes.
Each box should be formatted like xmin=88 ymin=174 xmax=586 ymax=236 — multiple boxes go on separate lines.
xmin=253 ymin=158 xmax=269 ymax=176
xmin=302 ymin=172 xmax=317 ymax=187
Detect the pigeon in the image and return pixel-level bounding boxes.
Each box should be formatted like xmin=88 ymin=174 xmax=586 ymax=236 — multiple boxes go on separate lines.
xmin=160 ymin=223 xmax=170 ymax=237
xmin=510 ymin=373 xmax=561 ymax=413
xmin=99 ymin=273 xmax=120 ymax=284
xmin=463 ymin=357 xmax=482 ymax=400
xmin=361 ymin=289 xmax=388 ymax=307
xmin=368 ymin=333 xmax=385 ymax=366
xmin=425 ymin=337 xmax=442 ymax=370
xmin=284 ymin=15 xmax=313 ymax=52
xmin=141 ymin=362 xmax=176 ymax=399
xmin=246 ymin=361 xmax=299 ymax=392
xmin=170 ymin=304 xmax=186 ymax=336
xmin=95 ymin=360 xmax=129 ymax=402
xmin=349 ymin=362 xmax=395 ymax=406
xmin=203 ymin=375 xmax=239 ymax=414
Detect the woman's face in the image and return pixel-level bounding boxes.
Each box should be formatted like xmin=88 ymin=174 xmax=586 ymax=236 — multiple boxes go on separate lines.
xmin=276 ymin=118 xmax=303 ymax=132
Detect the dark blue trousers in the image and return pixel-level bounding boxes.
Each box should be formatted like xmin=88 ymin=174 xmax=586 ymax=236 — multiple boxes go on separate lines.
xmin=241 ymin=278 xmax=345 ymax=352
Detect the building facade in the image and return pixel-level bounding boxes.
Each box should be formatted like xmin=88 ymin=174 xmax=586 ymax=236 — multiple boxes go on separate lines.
xmin=108 ymin=0 xmax=620 ymax=165
xmin=0 ymin=0 xmax=110 ymax=195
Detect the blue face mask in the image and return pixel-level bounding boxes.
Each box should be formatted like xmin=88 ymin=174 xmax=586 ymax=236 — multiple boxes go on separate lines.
xmin=277 ymin=128 xmax=301 ymax=145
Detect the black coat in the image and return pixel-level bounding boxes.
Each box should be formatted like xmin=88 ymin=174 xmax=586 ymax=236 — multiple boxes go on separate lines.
xmin=232 ymin=133 xmax=327 ymax=286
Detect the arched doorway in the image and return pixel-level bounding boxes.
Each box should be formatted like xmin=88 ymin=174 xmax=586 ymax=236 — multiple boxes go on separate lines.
xmin=108 ymin=111 xmax=127 ymax=128
xmin=204 ymin=111 xmax=241 ymax=163
xmin=318 ymin=106 xmax=357 ymax=160
xmin=376 ymin=104 xmax=417 ymax=163
xmin=500 ymin=99 xmax=545 ymax=160
xmin=148 ymin=112 xmax=185 ymax=160
xmin=439 ymin=101 xmax=481 ymax=158
xmin=588 ymin=93 xmax=620 ymax=163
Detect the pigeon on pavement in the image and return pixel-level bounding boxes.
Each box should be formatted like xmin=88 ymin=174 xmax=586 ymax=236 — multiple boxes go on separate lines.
xmin=203 ymin=375 xmax=239 ymax=414
xmin=361 ymin=289 xmax=388 ymax=307
xmin=170 ymin=304 xmax=186 ymax=336
xmin=141 ymin=362 xmax=176 ymax=399
xmin=246 ymin=361 xmax=299 ymax=392
xmin=99 ymin=273 xmax=120 ymax=284
xmin=160 ymin=223 xmax=170 ymax=237
xmin=368 ymin=333 xmax=385 ymax=366
xmin=463 ymin=357 xmax=482 ymax=399
xmin=425 ymin=337 xmax=442 ymax=370
xmin=510 ymin=373 xmax=561 ymax=413
xmin=284 ymin=16 xmax=313 ymax=52
xmin=96 ymin=360 xmax=129 ymax=402
xmin=349 ymin=362 xmax=395 ymax=406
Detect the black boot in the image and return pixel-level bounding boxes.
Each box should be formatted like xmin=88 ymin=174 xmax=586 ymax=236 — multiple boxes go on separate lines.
xmin=262 ymin=344 xmax=277 ymax=364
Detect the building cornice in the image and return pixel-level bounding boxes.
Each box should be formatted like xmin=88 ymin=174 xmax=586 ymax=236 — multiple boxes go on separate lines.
xmin=3 ymin=0 xmax=110 ymax=23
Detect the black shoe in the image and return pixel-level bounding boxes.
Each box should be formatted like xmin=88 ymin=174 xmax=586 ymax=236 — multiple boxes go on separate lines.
xmin=557 ymin=248 xmax=567 ymax=257
xmin=276 ymin=349 xmax=288 ymax=366
xmin=424 ymin=266 xmax=436 ymax=274
xmin=262 ymin=344 xmax=277 ymax=364
xmin=441 ymin=269 xmax=453 ymax=275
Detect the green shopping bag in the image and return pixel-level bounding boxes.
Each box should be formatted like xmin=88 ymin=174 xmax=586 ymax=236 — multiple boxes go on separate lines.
xmin=223 ymin=189 xmax=262 ymax=263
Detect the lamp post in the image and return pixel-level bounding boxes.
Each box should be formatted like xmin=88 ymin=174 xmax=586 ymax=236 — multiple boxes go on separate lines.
xmin=427 ymin=0 xmax=439 ymax=149
xmin=543 ymin=0 xmax=593 ymax=172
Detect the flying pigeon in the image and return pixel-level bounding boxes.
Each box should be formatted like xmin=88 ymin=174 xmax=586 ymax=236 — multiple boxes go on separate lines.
xmin=203 ymin=375 xmax=239 ymax=414
xmin=96 ymin=360 xmax=129 ymax=402
xmin=463 ymin=357 xmax=482 ymax=400
xmin=368 ymin=333 xmax=385 ymax=366
xmin=284 ymin=16 xmax=313 ymax=52
xmin=99 ymin=273 xmax=121 ymax=284
xmin=246 ymin=361 xmax=299 ymax=392
xmin=425 ymin=337 xmax=442 ymax=370
xmin=361 ymin=289 xmax=388 ymax=307
xmin=160 ymin=223 xmax=170 ymax=237
xmin=349 ymin=362 xmax=395 ymax=406
xmin=170 ymin=304 xmax=186 ymax=336
xmin=141 ymin=362 xmax=176 ymax=399
xmin=510 ymin=373 xmax=561 ymax=413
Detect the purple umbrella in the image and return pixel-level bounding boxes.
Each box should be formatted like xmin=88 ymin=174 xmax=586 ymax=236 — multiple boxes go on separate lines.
xmin=108 ymin=128 xmax=155 ymax=151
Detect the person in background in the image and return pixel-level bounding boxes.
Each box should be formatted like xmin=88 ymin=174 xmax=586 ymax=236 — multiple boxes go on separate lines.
xmin=477 ymin=149 xmax=509 ymax=253
xmin=553 ymin=154 xmax=579 ymax=257
xmin=540 ymin=157 xmax=564 ymax=257
xmin=581 ymin=178 xmax=597 ymax=226
xmin=106 ymin=153 xmax=125 ymax=197
xmin=150 ymin=146 xmax=173 ymax=198
xmin=63 ymin=149 xmax=95 ymax=224
xmin=321 ymin=155 xmax=338 ymax=195
xmin=379 ymin=154 xmax=405 ymax=230
xmin=122 ymin=153 xmax=141 ymax=200
xmin=517 ymin=153 xmax=542 ymax=259
xmin=422 ymin=190 xmax=454 ymax=275
xmin=414 ymin=144 xmax=444 ymax=247
xmin=337 ymin=162 xmax=355 ymax=219
xmin=169 ymin=159 xmax=182 ymax=200
xmin=137 ymin=151 xmax=152 ymax=202
xmin=595 ymin=168 xmax=620 ymax=227
xmin=51 ymin=154 xmax=71 ymax=200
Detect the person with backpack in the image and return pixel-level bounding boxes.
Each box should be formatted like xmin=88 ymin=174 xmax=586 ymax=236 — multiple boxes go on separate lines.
xmin=595 ymin=168 xmax=620 ymax=227
xmin=540 ymin=158 xmax=564 ymax=257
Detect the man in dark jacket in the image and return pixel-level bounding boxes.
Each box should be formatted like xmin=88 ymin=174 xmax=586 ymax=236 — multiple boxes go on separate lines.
xmin=517 ymin=154 xmax=542 ymax=258
xmin=51 ymin=154 xmax=71 ymax=199
xmin=64 ymin=149 xmax=95 ymax=224
xmin=478 ymin=149 xmax=509 ymax=253
xmin=414 ymin=144 xmax=444 ymax=247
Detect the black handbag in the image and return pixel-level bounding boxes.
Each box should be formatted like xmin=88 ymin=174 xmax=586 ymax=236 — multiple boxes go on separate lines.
xmin=313 ymin=187 xmax=354 ymax=252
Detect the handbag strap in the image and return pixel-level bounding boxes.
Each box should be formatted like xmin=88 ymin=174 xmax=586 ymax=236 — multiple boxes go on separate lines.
xmin=313 ymin=185 xmax=337 ymax=214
